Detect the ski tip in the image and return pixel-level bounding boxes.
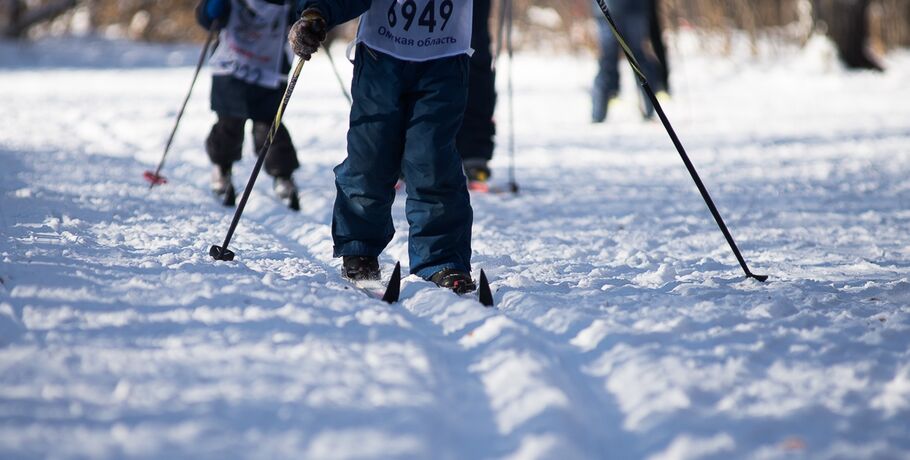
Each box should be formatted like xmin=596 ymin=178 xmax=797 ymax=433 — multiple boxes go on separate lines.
xmin=209 ymin=245 xmax=235 ymax=262
xmin=468 ymin=181 xmax=491 ymax=193
xmin=381 ymin=262 xmax=401 ymax=304
xmin=143 ymin=171 xmax=167 ymax=186
xmin=749 ymin=273 xmax=769 ymax=282
xmin=478 ymin=269 xmax=494 ymax=308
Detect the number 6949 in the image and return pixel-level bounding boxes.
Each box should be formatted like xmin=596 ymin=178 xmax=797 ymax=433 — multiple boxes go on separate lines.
xmin=387 ymin=0 xmax=455 ymax=33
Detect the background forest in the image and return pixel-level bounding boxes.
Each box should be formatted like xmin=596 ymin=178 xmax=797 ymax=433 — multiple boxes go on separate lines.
xmin=2 ymin=0 xmax=909 ymax=70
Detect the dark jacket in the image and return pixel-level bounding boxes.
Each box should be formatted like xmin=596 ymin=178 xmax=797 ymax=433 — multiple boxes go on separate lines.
xmin=296 ymin=0 xmax=372 ymax=29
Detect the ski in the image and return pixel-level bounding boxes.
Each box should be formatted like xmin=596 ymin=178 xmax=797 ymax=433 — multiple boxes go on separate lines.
xmin=342 ymin=262 xmax=401 ymax=304
xmin=468 ymin=181 xmax=491 ymax=193
xmin=478 ymin=270 xmax=494 ymax=307
xmin=344 ymin=264 xmax=493 ymax=307
xmin=400 ymin=269 xmax=495 ymax=307
xmin=468 ymin=183 xmax=518 ymax=196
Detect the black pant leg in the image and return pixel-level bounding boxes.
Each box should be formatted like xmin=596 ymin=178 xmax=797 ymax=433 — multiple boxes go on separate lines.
xmin=205 ymin=116 xmax=245 ymax=172
xmin=251 ymin=122 xmax=300 ymax=179
xmin=456 ymin=0 xmax=496 ymax=163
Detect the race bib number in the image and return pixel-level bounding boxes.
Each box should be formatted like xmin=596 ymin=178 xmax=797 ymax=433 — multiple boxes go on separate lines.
xmin=209 ymin=0 xmax=291 ymax=88
xmin=358 ymin=0 xmax=473 ymax=62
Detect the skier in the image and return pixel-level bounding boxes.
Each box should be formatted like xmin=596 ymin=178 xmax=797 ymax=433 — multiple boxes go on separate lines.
xmin=288 ymin=0 xmax=478 ymax=293
xmin=592 ymin=0 xmax=667 ymax=123
xmin=458 ymin=0 xmax=496 ymax=189
xmin=196 ymin=0 xmax=302 ymax=208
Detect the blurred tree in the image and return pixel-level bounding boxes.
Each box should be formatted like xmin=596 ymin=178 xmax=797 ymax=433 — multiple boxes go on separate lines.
xmin=1 ymin=0 xmax=77 ymax=38
xmin=813 ymin=0 xmax=884 ymax=70
xmin=1 ymin=0 xmax=908 ymax=67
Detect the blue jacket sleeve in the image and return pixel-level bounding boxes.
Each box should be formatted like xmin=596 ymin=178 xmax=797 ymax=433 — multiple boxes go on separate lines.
xmin=196 ymin=0 xmax=230 ymax=30
xmin=297 ymin=0 xmax=372 ymax=29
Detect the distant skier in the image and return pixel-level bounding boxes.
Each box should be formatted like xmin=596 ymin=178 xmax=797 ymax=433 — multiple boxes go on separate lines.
xmin=458 ymin=0 xmax=496 ymax=190
xmin=196 ymin=0 xmax=301 ymax=209
xmin=592 ymin=0 xmax=667 ymax=123
xmin=288 ymin=0 xmax=478 ymax=293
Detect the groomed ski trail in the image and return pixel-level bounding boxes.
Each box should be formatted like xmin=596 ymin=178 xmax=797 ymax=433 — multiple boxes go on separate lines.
xmin=2 ymin=38 xmax=910 ymax=459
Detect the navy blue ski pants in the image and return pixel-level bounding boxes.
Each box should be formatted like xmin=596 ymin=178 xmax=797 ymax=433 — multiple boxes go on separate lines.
xmin=332 ymin=45 xmax=473 ymax=279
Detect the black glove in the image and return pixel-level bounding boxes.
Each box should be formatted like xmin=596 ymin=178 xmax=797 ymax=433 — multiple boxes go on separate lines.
xmin=288 ymin=9 xmax=327 ymax=60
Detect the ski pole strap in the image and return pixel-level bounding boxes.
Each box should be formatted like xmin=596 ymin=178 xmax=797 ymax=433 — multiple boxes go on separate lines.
xmin=594 ymin=0 xmax=647 ymax=82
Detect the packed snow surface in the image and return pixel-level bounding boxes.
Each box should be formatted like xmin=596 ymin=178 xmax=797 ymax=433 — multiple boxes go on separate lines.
xmin=1 ymin=37 xmax=910 ymax=459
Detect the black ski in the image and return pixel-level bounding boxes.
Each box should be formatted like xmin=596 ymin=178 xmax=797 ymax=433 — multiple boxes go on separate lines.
xmin=478 ymin=270 xmax=494 ymax=307
xmin=398 ymin=269 xmax=494 ymax=308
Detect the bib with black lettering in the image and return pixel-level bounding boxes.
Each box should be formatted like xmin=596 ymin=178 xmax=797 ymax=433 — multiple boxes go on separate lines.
xmin=210 ymin=0 xmax=292 ymax=88
xmin=358 ymin=0 xmax=473 ymax=62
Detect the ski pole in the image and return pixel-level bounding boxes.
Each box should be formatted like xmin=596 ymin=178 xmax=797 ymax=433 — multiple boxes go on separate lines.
xmin=322 ymin=43 xmax=352 ymax=106
xmin=494 ymin=0 xmax=507 ymax=68
xmin=210 ymin=58 xmax=305 ymax=261
xmin=493 ymin=0 xmax=519 ymax=193
xmin=145 ymin=23 xmax=219 ymax=188
xmin=504 ymin=0 xmax=518 ymax=194
xmin=593 ymin=0 xmax=767 ymax=282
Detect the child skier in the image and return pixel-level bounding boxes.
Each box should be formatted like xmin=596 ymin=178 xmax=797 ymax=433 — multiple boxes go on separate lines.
xmin=196 ymin=0 xmax=302 ymax=209
xmin=288 ymin=0 xmax=477 ymax=293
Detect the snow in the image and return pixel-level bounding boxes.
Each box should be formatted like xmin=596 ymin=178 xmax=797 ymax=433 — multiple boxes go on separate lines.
xmin=1 ymin=35 xmax=910 ymax=459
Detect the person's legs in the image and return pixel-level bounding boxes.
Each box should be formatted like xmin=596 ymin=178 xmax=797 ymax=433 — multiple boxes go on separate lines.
xmin=332 ymin=46 xmax=406 ymax=260
xmin=251 ymin=122 xmax=300 ymax=179
xmin=248 ymin=82 xmax=300 ymax=179
xmin=457 ymin=0 xmax=496 ymax=176
xmin=592 ymin=6 xmax=620 ymax=122
xmin=401 ymin=55 xmax=473 ymax=279
xmin=620 ymin=13 xmax=664 ymax=118
xmin=205 ymin=116 xmax=245 ymax=174
xmin=648 ymin=0 xmax=670 ymax=92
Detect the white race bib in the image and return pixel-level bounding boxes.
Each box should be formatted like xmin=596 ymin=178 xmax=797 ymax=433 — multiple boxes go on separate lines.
xmin=210 ymin=0 xmax=292 ymax=88
xmin=358 ymin=0 xmax=473 ymax=62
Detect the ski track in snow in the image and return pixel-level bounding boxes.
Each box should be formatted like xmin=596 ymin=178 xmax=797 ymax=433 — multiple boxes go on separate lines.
xmin=1 ymin=38 xmax=910 ymax=459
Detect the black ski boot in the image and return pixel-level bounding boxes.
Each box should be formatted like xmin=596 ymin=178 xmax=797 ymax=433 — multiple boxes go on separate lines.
xmin=273 ymin=176 xmax=300 ymax=211
xmin=211 ymin=165 xmax=236 ymax=207
xmin=430 ymin=268 xmax=477 ymax=294
xmin=343 ymin=256 xmax=381 ymax=281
